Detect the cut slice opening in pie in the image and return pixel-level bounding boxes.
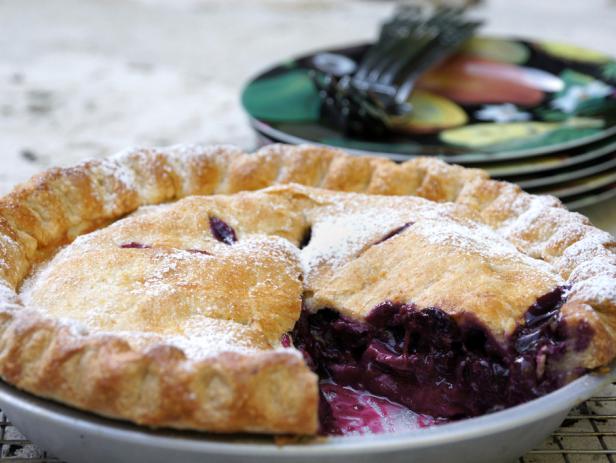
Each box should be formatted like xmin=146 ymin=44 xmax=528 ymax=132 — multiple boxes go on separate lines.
xmin=0 ymin=145 xmax=614 ymax=436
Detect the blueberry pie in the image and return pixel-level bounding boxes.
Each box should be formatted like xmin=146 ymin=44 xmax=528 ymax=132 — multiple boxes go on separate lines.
xmin=0 ymin=145 xmax=614 ymax=436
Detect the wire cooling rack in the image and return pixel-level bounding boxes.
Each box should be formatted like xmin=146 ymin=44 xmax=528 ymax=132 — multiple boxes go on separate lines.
xmin=1 ymin=382 xmax=615 ymax=462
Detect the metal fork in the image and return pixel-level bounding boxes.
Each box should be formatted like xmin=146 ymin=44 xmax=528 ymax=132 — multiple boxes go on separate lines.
xmin=354 ymin=6 xmax=479 ymax=113
xmin=310 ymin=6 xmax=481 ymax=136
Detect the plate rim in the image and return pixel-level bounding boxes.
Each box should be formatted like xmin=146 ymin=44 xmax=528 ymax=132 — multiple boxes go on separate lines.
xmin=250 ymin=118 xmax=616 ymax=164
xmin=540 ymin=170 xmax=616 ymax=198
xmin=517 ymin=154 xmax=616 ymax=189
xmin=565 ymin=184 xmax=616 ymax=209
xmin=485 ymin=137 xmax=616 ymax=178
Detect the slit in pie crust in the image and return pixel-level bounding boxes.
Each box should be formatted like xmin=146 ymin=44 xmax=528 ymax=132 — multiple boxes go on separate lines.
xmin=0 ymin=144 xmax=614 ymax=436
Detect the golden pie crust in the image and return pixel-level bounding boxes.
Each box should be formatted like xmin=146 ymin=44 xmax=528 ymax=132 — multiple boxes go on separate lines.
xmin=0 ymin=144 xmax=614 ymax=435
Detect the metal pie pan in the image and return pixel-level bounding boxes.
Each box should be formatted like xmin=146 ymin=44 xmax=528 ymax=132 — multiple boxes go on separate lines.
xmin=0 ymin=365 xmax=614 ymax=463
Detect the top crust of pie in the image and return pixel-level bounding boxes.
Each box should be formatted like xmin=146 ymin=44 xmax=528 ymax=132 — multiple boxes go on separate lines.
xmin=0 ymin=144 xmax=614 ymax=435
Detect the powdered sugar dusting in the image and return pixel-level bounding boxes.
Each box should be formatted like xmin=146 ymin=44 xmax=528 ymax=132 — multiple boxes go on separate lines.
xmin=562 ymin=230 xmax=614 ymax=261
xmin=570 ymin=259 xmax=616 ymax=283
xmin=122 ymin=318 xmax=263 ymax=359
xmin=301 ymin=207 xmax=410 ymax=275
xmin=48 ymin=314 xmax=288 ymax=360
xmin=122 ymin=332 xmax=300 ymax=361
xmin=133 ymin=249 xmax=182 ymax=298
xmin=474 ymin=191 xmax=616 ymax=300
xmin=0 ymin=232 xmax=19 ymax=273
xmin=163 ymin=145 xmax=202 ymax=193
xmin=301 ymin=196 xmax=560 ymax=282
xmin=414 ymin=218 xmax=559 ymax=276
xmin=164 ymin=335 xmax=256 ymax=359
xmin=0 ymin=280 xmax=16 ymax=304
xmin=89 ymin=158 xmax=138 ymax=213
xmin=499 ymin=196 xmax=560 ymax=235
xmin=167 ymin=143 xmax=241 ymax=160
xmin=570 ymin=274 xmax=616 ymax=306
xmin=14 ymin=182 xmax=616 ymax=365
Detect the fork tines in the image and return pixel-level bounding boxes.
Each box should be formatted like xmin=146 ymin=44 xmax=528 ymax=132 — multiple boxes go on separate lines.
xmin=311 ymin=5 xmax=482 ymax=136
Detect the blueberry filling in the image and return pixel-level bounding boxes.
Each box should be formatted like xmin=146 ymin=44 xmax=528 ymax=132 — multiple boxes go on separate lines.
xmin=299 ymin=227 xmax=312 ymax=249
xmin=291 ymin=286 xmax=591 ymax=435
xmin=280 ymin=333 xmax=292 ymax=348
xmin=373 ymin=222 xmax=414 ymax=246
xmin=120 ymin=242 xmax=152 ymax=249
xmin=318 ymin=381 xmax=444 ymax=435
xmin=119 ymin=243 xmax=211 ymax=255
xmin=186 ymin=249 xmax=212 ymax=255
xmin=209 ymin=216 xmax=237 ymax=245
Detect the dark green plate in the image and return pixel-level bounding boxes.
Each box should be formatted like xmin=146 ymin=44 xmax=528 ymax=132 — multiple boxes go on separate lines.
xmin=243 ymin=36 xmax=616 ymax=163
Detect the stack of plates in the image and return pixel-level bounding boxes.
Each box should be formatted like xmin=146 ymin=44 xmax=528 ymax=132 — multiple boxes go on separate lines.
xmin=242 ymin=36 xmax=616 ymax=210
